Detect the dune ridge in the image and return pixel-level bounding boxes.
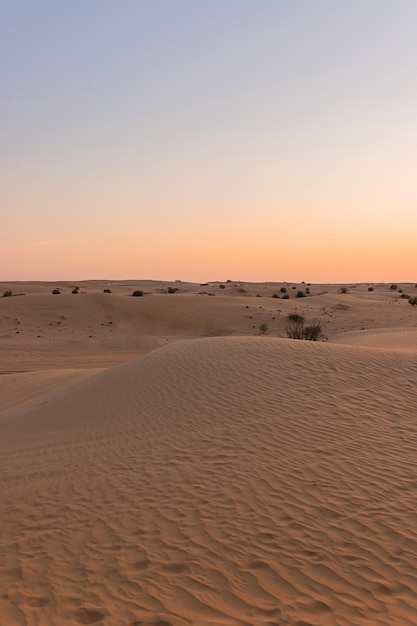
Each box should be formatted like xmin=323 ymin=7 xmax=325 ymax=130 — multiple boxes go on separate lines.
xmin=2 ymin=336 xmax=417 ymax=625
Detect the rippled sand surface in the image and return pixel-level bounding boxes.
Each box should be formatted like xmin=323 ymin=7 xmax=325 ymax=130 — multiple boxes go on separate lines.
xmin=1 ymin=281 xmax=417 ymax=625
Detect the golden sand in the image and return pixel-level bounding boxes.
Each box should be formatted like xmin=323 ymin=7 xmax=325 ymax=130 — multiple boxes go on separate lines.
xmin=1 ymin=280 xmax=417 ymax=625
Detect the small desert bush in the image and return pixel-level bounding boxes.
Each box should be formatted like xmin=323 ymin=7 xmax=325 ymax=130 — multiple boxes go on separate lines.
xmin=284 ymin=313 xmax=324 ymax=341
xmin=132 ymin=290 xmax=144 ymax=297
xmin=305 ymin=287 xmax=310 ymax=294
xmin=296 ymin=290 xmax=305 ymax=298
xmin=282 ymin=293 xmax=290 ymax=299
xmin=72 ymin=288 xmax=78 ymax=294
xmin=284 ymin=313 xmax=305 ymax=339
xmin=280 ymin=287 xmax=287 ymax=293
xmin=271 ymin=293 xmax=279 ymax=298
xmin=167 ymin=286 xmax=179 ymax=294
xmin=368 ymin=287 xmax=374 ymax=291
xmin=390 ymin=284 xmax=398 ymax=290
xmin=259 ymin=323 xmax=268 ymax=334
xmin=400 ymin=293 xmax=410 ymax=299
xmin=303 ymin=319 xmax=324 ymax=341
xmin=103 ymin=288 xmax=112 ymax=293
xmin=340 ymin=287 xmax=348 ymax=294
xmin=219 ymin=284 xmax=225 ymax=289
xmin=288 ymin=313 xmax=304 ymax=322
xmin=409 ymin=297 xmax=417 ymax=306
xmin=52 ymin=288 xmax=61 ymax=295
xmin=3 ymin=290 xmax=12 ymax=297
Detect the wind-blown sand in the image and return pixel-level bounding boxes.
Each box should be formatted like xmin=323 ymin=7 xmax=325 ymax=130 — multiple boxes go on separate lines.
xmin=1 ymin=280 xmax=417 ymax=625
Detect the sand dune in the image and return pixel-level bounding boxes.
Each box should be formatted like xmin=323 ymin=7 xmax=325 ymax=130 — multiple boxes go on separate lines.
xmin=2 ymin=334 xmax=417 ymax=625
xmin=334 ymin=327 xmax=417 ymax=351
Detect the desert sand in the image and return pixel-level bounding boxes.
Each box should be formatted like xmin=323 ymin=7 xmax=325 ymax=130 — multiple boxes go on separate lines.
xmin=1 ymin=280 xmax=417 ymax=625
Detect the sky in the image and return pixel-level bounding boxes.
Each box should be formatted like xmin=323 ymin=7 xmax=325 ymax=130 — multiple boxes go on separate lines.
xmin=2 ymin=0 xmax=417 ymax=282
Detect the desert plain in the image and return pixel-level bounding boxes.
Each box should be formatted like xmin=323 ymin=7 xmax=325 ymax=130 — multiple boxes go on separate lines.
xmin=1 ymin=278 xmax=417 ymax=626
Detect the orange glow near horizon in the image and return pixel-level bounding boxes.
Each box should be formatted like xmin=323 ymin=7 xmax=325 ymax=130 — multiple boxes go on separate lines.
xmin=2 ymin=3 xmax=417 ymax=283
xmin=2 ymin=221 xmax=416 ymax=284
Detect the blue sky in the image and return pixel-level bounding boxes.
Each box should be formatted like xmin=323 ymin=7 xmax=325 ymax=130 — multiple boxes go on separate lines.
xmin=2 ymin=1 xmax=417 ymax=281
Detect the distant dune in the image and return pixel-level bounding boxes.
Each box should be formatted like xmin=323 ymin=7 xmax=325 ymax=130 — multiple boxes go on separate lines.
xmin=1 ymin=281 xmax=417 ymax=624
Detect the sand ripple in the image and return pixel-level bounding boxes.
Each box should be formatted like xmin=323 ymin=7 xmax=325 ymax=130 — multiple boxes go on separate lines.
xmin=1 ymin=337 xmax=417 ymax=624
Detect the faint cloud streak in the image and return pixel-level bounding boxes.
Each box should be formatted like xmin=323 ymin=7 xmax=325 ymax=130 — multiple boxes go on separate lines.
xmin=26 ymin=239 xmax=58 ymax=248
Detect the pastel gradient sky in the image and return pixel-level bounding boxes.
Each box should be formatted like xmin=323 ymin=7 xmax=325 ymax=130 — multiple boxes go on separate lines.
xmin=2 ymin=1 xmax=417 ymax=282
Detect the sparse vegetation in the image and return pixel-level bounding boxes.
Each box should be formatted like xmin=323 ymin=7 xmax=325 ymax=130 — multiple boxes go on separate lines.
xmin=52 ymin=288 xmax=61 ymax=295
xmin=368 ymin=287 xmax=374 ymax=291
xmin=390 ymin=284 xmax=398 ymax=290
xmin=271 ymin=293 xmax=279 ymax=298
xmin=167 ymin=286 xmax=179 ymax=294
xmin=219 ymin=284 xmax=225 ymax=289
xmin=296 ymin=290 xmax=305 ymax=298
xmin=288 ymin=313 xmax=304 ymax=322
xmin=400 ymin=293 xmax=410 ymax=299
xmin=340 ymin=287 xmax=348 ymax=294
xmin=282 ymin=293 xmax=290 ymax=299
xmin=284 ymin=314 xmax=305 ymax=339
xmin=103 ymin=288 xmax=112 ymax=293
xmin=132 ymin=290 xmax=144 ymax=297
xmin=409 ymin=297 xmax=417 ymax=306
xmin=259 ymin=323 xmax=268 ymax=334
xmin=280 ymin=287 xmax=287 ymax=293
xmin=305 ymin=287 xmax=310 ymax=294
xmin=72 ymin=287 xmax=79 ymax=294
xmin=3 ymin=290 xmax=12 ymax=297
xmin=303 ymin=319 xmax=324 ymax=341
xmin=284 ymin=313 xmax=325 ymax=341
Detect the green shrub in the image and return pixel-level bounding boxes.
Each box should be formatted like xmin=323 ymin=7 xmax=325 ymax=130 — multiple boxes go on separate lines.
xmin=259 ymin=323 xmax=268 ymax=334
xmin=132 ymin=290 xmax=144 ymax=297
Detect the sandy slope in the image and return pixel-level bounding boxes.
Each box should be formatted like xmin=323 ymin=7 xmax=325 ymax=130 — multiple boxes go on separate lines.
xmin=333 ymin=327 xmax=417 ymax=350
xmin=0 ymin=369 xmax=103 ymax=414
xmin=2 ymin=335 xmax=417 ymax=625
